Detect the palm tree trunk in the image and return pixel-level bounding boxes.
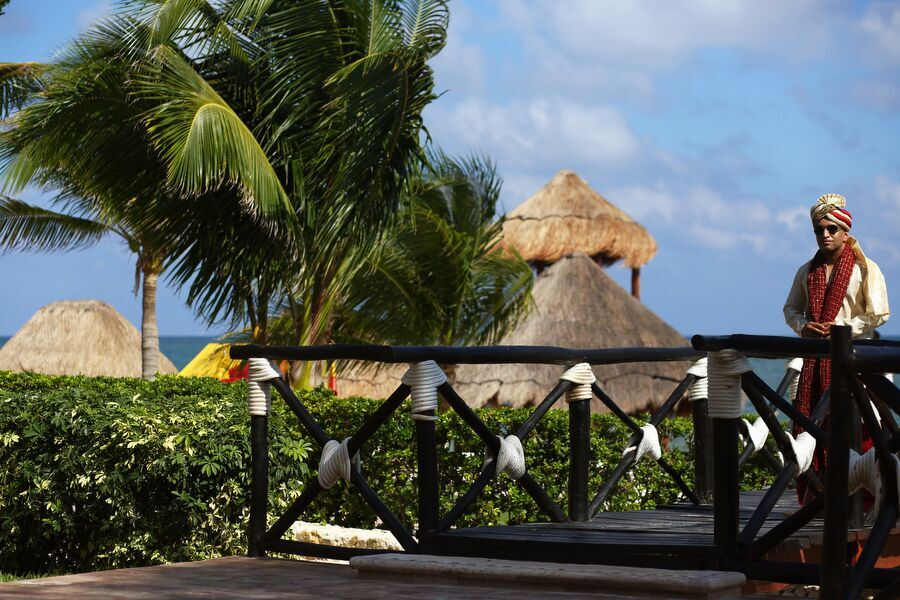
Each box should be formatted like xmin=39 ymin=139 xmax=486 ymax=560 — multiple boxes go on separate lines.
xmin=141 ymin=266 xmax=161 ymax=380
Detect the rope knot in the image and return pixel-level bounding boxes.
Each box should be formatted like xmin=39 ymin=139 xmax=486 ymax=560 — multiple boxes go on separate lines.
xmin=739 ymin=417 xmax=770 ymax=454
xmin=622 ymin=423 xmax=661 ymax=462
xmin=686 ymin=357 xmax=708 ymax=402
xmin=493 ymin=435 xmax=526 ymax=480
xmin=848 ymin=448 xmax=878 ymax=496
xmin=776 ymin=432 xmax=816 ymax=474
xmin=402 ymin=361 xmax=446 ymax=421
xmin=318 ymin=437 xmax=355 ymax=489
xmin=847 ymin=449 xmax=900 ymax=519
xmin=707 ymin=350 xmax=751 ymax=419
xmin=560 ymin=363 xmax=595 ymax=403
xmin=247 ymin=358 xmax=280 ymax=416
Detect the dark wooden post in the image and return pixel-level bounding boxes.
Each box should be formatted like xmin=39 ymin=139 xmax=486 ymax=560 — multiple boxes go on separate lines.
xmin=568 ymin=397 xmax=591 ymax=521
xmin=631 ymin=267 xmax=641 ymax=300
xmin=692 ymin=398 xmax=715 ymax=504
xmin=821 ymin=325 xmax=852 ymax=598
xmin=712 ymin=415 xmax=739 ymax=566
xmin=248 ymin=413 xmax=269 ymax=557
xmin=415 ymin=412 xmax=439 ymax=537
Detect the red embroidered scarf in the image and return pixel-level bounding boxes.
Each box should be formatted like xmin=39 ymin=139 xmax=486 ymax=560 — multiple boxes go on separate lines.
xmin=794 ymin=243 xmax=857 ymax=502
xmin=794 ymin=242 xmax=857 ymax=423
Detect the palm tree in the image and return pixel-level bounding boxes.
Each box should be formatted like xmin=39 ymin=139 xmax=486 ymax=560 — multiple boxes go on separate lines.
xmin=117 ymin=0 xmax=450 ymax=345
xmin=332 ymin=152 xmax=534 ymax=351
xmin=0 ymin=25 xmax=179 ymax=378
xmin=4 ymin=0 xmax=459 ymax=375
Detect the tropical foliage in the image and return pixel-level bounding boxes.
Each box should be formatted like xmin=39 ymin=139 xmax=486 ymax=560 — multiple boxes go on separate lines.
xmin=334 ymin=152 xmax=533 ymax=348
xmin=0 ymin=0 xmax=532 ymax=383
xmin=122 ymin=0 xmax=452 ymax=347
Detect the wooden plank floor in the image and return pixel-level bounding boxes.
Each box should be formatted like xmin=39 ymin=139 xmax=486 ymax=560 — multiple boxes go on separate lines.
xmin=422 ymin=491 xmax=824 ymax=570
xmin=0 ymin=556 xmax=736 ymax=599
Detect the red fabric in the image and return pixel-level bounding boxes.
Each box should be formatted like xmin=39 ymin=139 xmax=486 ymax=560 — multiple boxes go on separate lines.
xmin=794 ymin=243 xmax=860 ymax=503
xmin=831 ymin=208 xmax=852 ymax=228
xmin=223 ymin=362 xmax=249 ymax=383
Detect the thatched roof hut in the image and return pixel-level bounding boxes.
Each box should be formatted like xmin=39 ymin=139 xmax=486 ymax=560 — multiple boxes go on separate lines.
xmin=338 ymin=362 xmax=407 ymax=399
xmin=502 ymin=170 xmax=657 ymax=298
xmin=453 ymin=254 xmax=690 ymax=414
xmin=0 ymin=300 xmax=177 ymax=377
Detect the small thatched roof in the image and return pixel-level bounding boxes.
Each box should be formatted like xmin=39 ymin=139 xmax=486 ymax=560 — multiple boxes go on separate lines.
xmin=502 ymin=170 xmax=657 ymax=268
xmin=453 ymin=254 xmax=690 ymax=414
xmin=338 ymin=362 xmax=408 ymax=399
xmin=0 ymin=300 xmax=177 ymax=377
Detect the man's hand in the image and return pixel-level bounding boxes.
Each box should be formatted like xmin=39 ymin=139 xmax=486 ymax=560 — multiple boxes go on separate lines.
xmin=801 ymin=321 xmax=830 ymax=338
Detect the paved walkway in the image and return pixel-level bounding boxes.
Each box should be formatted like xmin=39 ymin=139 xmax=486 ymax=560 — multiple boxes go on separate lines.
xmin=0 ymin=556 xmax=724 ymax=599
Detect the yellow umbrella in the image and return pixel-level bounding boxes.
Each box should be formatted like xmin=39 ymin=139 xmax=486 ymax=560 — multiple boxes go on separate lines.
xmin=178 ymin=343 xmax=242 ymax=379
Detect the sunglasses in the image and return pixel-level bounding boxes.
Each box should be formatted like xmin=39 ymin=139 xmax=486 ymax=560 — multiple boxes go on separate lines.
xmin=813 ymin=224 xmax=841 ymax=236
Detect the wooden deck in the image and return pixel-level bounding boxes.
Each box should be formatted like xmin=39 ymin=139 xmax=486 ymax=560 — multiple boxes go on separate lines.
xmin=421 ymin=491 xmax=828 ymax=570
xmin=0 ymin=556 xmax=763 ymax=599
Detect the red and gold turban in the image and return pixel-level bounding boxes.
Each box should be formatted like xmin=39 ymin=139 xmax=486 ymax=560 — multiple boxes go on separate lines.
xmin=810 ymin=193 xmax=852 ymax=231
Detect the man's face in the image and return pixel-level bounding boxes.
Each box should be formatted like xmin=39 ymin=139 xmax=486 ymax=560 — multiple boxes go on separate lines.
xmin=814 ymin=217 xmax=848 ymax=254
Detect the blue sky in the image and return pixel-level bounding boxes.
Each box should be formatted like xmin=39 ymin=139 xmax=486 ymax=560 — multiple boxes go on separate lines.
xmin=2 ymin=0 xmax=900 ymax=338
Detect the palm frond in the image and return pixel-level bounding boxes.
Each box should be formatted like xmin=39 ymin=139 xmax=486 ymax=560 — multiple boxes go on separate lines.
xmin=135 ymin=46 xmax=291 ymax=217
xmin=399 ymin=0 xmax=448 ymax=55
xmin=0 ymin=62 xmax=48 ymax=117
xmin=0 ymin=196 xmax=111 ymax=252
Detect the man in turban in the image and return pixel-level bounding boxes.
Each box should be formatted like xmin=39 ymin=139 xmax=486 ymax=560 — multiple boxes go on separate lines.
xmin=783 ymin=193 xmax=890 ymax=502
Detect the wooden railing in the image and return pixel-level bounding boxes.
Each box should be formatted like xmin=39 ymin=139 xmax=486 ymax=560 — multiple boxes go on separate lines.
xmin=230 ymin=333 xmax=900 ymax=597
xmin=694 ymin=330 xmax=900 ymax=599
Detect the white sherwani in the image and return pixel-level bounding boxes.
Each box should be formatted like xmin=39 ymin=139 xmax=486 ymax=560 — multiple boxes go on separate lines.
xmin=783 ymin=238 xmax=890 ymax=338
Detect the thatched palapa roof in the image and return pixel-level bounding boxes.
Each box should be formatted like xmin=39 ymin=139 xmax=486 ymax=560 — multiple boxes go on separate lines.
xmin=453 ymin=254 xmax=690 ymax=413
xmin=0 ymin=300 xmax=177 ymax=377
xmin=338 ymin=362 xmax=407 ymax=399
xmin=502 ymin=170 xmax=657 ymax=268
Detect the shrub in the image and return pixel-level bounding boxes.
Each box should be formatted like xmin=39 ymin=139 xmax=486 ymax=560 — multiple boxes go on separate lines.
xmin=0 ymin=372 xmax=310 ymax=575
xmin=0 ymin=371 xmax=773 ymax=575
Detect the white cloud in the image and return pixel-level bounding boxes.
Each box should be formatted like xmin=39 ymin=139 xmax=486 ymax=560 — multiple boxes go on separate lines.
xmin=874 ymin=174 xmax=900 ymax=221
xmin=501 ymin=0 xmax=839 ymax=74
xmin=860 ymin=2 xmax=900 ymax=65
xmin=776 ymin=207 xmax=810 ymax=232
xmin=689 ymin=223 xmax=737 ymax=251
xmin=76 ymin=1 xmax=111 ymax=31
xmin=604 ymin=184 xmax=677 ymax=221
xmin=438 ymin=97 xmax=641 ymax=170
xmin=431 ymin=9 xmax=485 ymax=96
xmin=852 ymin=79 xmax=900 ymax=110
xmin=601 ymin=182 xmax=802 ymax=257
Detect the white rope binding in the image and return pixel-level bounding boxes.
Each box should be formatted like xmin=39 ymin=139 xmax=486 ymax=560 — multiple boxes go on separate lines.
xmin=686 ymin=357 xmax=708 ymax=402
xmin=785 ymin=432 xmax=817 ymax=474
xmin=707 ymin=350 xmax=752 ymax=419
xmin=739 ymin=417 xmax=770 ymax=455
xmin=786 ymin=357 xmax=803 ymax=403
xmin=848 ymin=447 xmax=879 ymax=496
xmin=848 ymin=448 xmax=900 ymax=518
xmin=494 ymin=435 xmax=526 ymax=480
xmin=622 ymin=423 xmax=662 ymax=463
xmin=402 ymin=361 xmax=447 ymax=421
xmin=247 ymin=358 xmax=281 ymax=416
xmin=560 ymin=363 xmax=595 ymax=403
xmin=318 ymin=437 xmax=354 ymax=489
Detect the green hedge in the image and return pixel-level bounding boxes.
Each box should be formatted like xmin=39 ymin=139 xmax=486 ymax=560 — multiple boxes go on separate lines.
xmin=0 ymin=371 xmax=773 ymax=576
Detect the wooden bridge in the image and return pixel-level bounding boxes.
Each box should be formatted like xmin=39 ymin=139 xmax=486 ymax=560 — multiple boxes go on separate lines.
xmin=229 ymin=329 xmax=900 ymax=599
